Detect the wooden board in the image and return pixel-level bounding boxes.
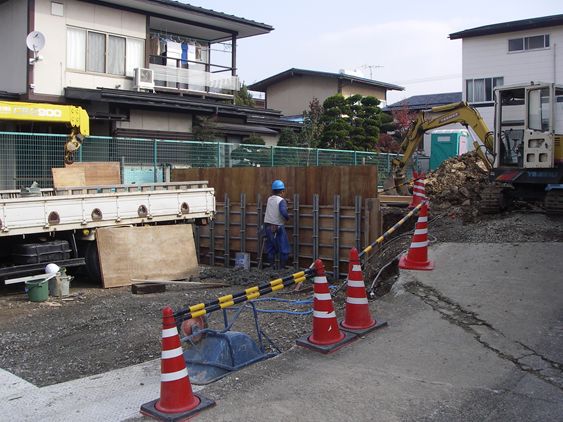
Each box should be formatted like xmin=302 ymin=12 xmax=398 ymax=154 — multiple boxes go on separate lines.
xmin=52 ymin=167 xmax=86 ymax=189
xmin=53 ymin=162 xmax=121 ymax=188
xmin=96 ymin=224 xmax=198 ymax=288
xmin=172 ymin=165 xmax=378 ymax=206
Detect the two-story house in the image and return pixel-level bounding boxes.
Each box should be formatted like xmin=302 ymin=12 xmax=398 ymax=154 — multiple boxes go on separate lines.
xmin=0 ymin=0 xmax=295 ymax=145
xmin=449 ymin=13 xmax=563 ymax=128
xmin=248 ymin=68 xmax=404 ymax=119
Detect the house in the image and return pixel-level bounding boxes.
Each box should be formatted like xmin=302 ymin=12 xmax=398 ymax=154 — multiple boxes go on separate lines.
xmin=0 ymin=0 xmax=296 ymax=145
xmin=449 ymin=13 xmax=563 ymax=127
xmin=248 ymin=68 xmax=404 ymax=118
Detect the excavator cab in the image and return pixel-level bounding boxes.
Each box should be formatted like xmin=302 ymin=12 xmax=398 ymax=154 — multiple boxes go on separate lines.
xmin=485 ymin=82 xmax=563 ymax=213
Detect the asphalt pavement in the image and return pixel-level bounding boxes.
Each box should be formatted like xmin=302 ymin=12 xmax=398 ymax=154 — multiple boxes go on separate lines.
xmin=1 ymin=242 xmax=562 ymax=421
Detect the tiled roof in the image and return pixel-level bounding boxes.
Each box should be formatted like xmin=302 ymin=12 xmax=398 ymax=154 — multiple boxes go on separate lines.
xmin=385 ymin=92 xmax=462 ymax=111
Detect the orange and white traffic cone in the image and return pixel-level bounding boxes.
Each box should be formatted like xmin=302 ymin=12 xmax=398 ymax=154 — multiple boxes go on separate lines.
xmin=399 ymin=202 xmax=434 ymax=271
xmin=140 ymin=306 xmax=215 ymax=421
xmin=408 ymin=172 xmax=427 ymax=209
xmin=340 ymin=248 xmax=387 ymax=335
xmin=296 ymin=259 xmax=356 ymax=354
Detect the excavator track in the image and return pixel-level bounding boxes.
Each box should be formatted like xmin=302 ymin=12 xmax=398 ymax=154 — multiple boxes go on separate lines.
xmin=479 ymin=185 xmax=508 ymax=214
xmin=544 ymin=190 xmax=563 ymax=215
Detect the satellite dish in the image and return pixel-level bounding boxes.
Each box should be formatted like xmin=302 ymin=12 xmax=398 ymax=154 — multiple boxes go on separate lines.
xmin=26 ymin=31 xmax=46 ymax=53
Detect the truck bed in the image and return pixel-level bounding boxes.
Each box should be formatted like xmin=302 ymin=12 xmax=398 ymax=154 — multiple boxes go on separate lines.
xmin=0 ymin=181 xmax=215 ymax=236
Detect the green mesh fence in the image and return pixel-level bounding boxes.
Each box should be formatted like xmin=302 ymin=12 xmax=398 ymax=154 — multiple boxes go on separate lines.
xmin=0 ymin=132 xmax=414 ymax=190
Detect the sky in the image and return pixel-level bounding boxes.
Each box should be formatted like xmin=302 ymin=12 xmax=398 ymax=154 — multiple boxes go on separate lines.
xmin=184 ymin=1 xmax=562 ymax=105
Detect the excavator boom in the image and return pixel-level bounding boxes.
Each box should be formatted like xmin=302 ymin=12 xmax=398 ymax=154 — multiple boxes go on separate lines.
xmin=389 ymin=101 xmax=494 ymax=193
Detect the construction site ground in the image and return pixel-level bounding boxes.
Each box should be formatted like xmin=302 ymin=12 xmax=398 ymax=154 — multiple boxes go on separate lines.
xmin=1 ymin=209 xmax=563 ymax=421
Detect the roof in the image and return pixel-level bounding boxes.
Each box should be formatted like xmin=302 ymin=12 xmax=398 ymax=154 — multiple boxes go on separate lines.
xmin=248 ymin=68 xmax=404 ymax=92
xmin=385 ymin=92 xmax=462 ymax=111
xmin=449 ymin=14 xmax=563 ymax=40
xmin=64 ymin=87 xmax=284 ymax=119
xmin=94 ymin=0 xmax=273 ymax=42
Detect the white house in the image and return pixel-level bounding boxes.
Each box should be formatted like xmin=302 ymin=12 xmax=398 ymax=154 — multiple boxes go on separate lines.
xmin=449 ymin=14 xmax=563 ymax=129
xmin=0 ymin=0 xmax=296 ymax=144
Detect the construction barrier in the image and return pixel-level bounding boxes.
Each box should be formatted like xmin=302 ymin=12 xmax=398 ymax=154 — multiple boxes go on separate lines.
xmin=408 ymin=172 xmax=427 ymax=209
xmin=140 ymin=307 xmax=215 ymax=420
xmin=360 ymin=200 xmax=427 ymax=258
xmin=174 ymin=268 xmax=315 ymax=322
xmin=399 ymin=202 xmax=434 ymax=271
xmin=340 ymin=248 xmax=387 ymax=335
xmin=296 ymin=259 xmax=356 ymax=353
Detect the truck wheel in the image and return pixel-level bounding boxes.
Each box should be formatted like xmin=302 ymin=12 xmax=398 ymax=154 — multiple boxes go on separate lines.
xmin=84 ymin=241 xmax=102 ymax=283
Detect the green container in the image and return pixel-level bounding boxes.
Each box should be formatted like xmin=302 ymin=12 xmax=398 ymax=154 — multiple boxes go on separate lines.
xmin=26 ymin=279 xmax=49 ymax=302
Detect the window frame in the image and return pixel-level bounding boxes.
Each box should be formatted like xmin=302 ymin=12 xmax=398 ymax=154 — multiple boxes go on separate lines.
xmin=508 ymin=34 xmax=550 ymax=53
xmin=66 ymin=26 xmax=144 ymax=77
xmin=465 ymin=77 xmax=504 ymax=103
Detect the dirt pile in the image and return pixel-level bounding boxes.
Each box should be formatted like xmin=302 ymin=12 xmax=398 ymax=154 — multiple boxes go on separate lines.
xmin=424 ymin=152 xmax=489 ymax=218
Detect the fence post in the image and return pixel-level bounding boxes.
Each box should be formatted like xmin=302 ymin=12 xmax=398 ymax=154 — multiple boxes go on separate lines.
xmin=316 ymin=149 xmax=319 ymax=166
xmin=240 ymin=192 xmax=246 ymax=253
xmin=354 ymin=151 xmax=357 ymax=166
xmin=271 ymin=146 xmax=275 ymax=167
xmin=386 ymin=153 xmax=391 ymax=173
xmin=292 ymin=193 xmax=300 ymax=270
xmin=312 ymin=194 xmax=319 ymax=261
xmin=224 ymin=193 xmax=230 ymax=267
xmin=333 ymin=195 xmax=341 ymax=279
xmin=153 ymin=139 xmax=158 ymax=183
xmin=354 ymin=195 xmax=362 ymax=251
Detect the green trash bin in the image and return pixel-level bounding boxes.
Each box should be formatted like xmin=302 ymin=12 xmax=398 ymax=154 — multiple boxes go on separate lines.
xmin=26 ymin=279 xmax=49 ymax=302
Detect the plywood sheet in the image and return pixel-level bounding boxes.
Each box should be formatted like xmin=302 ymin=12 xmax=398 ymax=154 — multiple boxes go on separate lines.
xmin=61 ymin=162 xmax=121 ymax=186
xmin=96 ymin=224 xmax=198 ymax=288
xmin=52 ymin=167 xmax=86 ymax=189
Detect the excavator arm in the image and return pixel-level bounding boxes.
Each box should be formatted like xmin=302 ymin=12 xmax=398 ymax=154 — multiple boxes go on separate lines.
xmin=0 ymin=101 xmax=89 ymax=164
xmin=389 ymin=101 xmax=494 ymax=193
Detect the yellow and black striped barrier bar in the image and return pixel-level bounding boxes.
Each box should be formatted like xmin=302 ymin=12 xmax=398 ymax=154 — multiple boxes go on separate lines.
xmin=359 ymin=200 xmax=427 ymax=259
xmin=174 ymin=268 xmax=315 ymax=322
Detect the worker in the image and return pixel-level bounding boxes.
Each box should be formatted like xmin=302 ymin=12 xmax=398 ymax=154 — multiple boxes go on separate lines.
xmin=263 ymin=179 xmax=290 ymax=269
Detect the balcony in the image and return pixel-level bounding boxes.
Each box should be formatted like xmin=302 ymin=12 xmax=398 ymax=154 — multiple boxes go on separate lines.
xmin=148 ymin=55 xmax=239 ymax=99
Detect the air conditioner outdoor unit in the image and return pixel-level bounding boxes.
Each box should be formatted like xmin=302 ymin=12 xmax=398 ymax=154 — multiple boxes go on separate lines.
xmin=134 ymin=68 xmax=155 ymax=91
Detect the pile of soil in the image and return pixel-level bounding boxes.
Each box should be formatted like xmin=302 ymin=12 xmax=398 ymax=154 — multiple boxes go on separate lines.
xmin=425 ymin=152 xmax=490 ymax=220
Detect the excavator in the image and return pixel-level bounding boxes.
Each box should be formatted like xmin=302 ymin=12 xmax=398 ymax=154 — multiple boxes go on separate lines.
xmin=388 ymin=81 xmax=563 ymax=214
xmin=0 ymin=101 xmax=89 ymax=164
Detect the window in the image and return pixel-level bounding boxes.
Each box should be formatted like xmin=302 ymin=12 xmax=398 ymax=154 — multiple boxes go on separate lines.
xmin=67 ymin=27 xmax=144 ymax=77
xmin=466 ymin=77 xmax=503 ymax=103
xmin=508 ymin=34 xmax=549 ymax=52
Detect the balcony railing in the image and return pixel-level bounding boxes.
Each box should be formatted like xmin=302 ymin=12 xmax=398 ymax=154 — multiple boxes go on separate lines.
xmin=149 ymin=55 xmax=239 ymax=98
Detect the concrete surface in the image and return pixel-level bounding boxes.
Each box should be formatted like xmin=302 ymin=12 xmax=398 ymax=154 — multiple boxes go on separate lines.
xmin=1 ymin=242 xmax=562 ymax=421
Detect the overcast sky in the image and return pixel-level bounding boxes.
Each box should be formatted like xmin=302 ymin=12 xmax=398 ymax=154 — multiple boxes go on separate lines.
xmin=184 ymin=1 xmax=561 ymax=104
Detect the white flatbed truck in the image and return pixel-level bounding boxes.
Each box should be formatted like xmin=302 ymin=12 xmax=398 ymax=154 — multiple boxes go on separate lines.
xmin=0 ymin=181 xmax=215 ymax=281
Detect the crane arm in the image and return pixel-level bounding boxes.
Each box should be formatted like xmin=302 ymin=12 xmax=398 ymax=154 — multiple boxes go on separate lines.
xmin=390 ymin=101 xmax=494 ymax=192
xmin=0 ymin=101 xmax=89 ymax=164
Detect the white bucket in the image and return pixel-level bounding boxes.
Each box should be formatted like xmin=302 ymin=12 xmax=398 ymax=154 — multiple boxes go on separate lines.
xmin=49 ymin=274 xmax=73 ymax=297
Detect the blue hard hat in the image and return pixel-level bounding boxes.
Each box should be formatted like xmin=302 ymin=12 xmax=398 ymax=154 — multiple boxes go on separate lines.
xmin=272 ymin=179 xmax=285 ymax=190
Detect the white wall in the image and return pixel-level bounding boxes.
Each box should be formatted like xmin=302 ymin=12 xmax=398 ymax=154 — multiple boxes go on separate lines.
xmin=461 ymin=25 xmax=563 ymax=129
xmin=33 ymin=0 xmax=146 ymax=96
xmin=0 ymin=0 xmax=28 ymax=94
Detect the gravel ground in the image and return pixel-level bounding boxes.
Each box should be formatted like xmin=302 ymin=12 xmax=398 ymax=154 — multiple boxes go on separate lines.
xmin=1 ymin=209 xmax=562 ymax=387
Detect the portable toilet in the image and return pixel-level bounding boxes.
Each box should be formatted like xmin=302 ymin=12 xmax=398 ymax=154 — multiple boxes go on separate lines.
xmin=429 ymin=129 xmax=470 ymax=170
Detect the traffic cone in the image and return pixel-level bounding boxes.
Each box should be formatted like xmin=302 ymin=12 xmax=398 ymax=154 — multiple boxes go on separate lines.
xmin=296 ymin=259 xmax=356 ymax=354
xmin=140 ymin=306 xmax=215 ymax=421
xmin=408 ymin=172 xmax=427 ymax=209
xmin=340 ymin=248 xmax=387 ymax=335
xmin=399 ymin=202 xmax=434 ymax=270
